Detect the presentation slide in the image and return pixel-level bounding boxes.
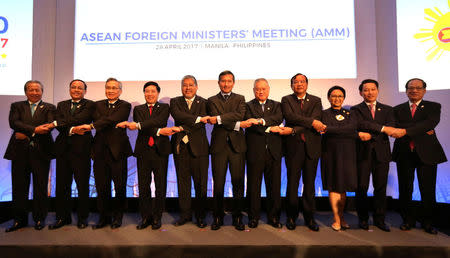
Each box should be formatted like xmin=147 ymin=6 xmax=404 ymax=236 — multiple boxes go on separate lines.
xmin=397 ymin=0 xmax=450 ymax=91
xmin=0 ymin=0 xmax=33 ymax=95
xmin=74 ymin=0 xmax=356 ymax=81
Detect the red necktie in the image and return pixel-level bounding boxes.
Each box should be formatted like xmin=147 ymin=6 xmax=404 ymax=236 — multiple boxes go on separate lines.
xmin=148 ymin=105 xmax=154 ymax=147
xmin=370 ymin=104 xmax=375 ymax=119
xmin=409 ymin=103 xmax=417 ymax=151
xmin=300 ymin=99 xmax=305 ymax=142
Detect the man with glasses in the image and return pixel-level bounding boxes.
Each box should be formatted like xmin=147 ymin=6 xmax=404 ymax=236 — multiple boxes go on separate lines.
xmin=391 ymin=78 xmax=447 ymax=234
xmin=75 ymin=78 xmax=132 ymax=229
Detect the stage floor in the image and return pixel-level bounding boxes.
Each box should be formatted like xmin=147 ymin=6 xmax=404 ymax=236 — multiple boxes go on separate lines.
xmin=0 ymin=211 xmax=449 ymax=258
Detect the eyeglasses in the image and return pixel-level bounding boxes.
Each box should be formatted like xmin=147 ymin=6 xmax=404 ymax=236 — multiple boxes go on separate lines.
xmin=106 ymin=86 xmax=120 ymax=91
xmin=407 ymin=87 xmax=424 ymax=91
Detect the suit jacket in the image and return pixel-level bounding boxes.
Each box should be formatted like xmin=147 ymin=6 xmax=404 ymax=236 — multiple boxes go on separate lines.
xmin=207 ymin=92 xmax=246 ymax=154
xmin=281 ymin=93 xmax=322 ymax=159
xmin=351 ymin=101 xmax=395 ymax=162
xmin=170 ymin=96 xmax=209 ymax=157
xmin=133 ymin=102 xmax=171 ymax=157
xmin=92 ymin=99 xmax=132 ymax=160
xmin=392 ymin=100 xmax=447 ymax=165
xmin=4 ymin=100 xmax=56 ymax=161
xmin=54 ymin=98 xmax=95 ymax=156
xmin=244 ymin=99 xmax=283 ymax=161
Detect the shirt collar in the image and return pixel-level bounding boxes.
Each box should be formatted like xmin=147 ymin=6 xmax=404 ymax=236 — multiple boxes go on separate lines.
xmin=409 ymin=99 xmax=422 ymax=107
xmin=185 ymin=96 xmax=196 ymax=102
xmin=28 ymin=100 xmax=41 ymax=105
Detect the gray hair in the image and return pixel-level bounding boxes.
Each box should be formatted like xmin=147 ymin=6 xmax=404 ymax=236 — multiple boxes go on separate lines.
xmin=181 ymin=75 xmax=198 ymax=86
xmin=253 ymin=78 xmax=269 ymax=87
xmin=105 ymin=77 xmax=122 ymax=89
xmin=24 ymin=80 xmax=44 ymax=93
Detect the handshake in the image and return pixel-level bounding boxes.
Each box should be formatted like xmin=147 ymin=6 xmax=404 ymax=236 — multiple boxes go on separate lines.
xmin=16 ymin=122 xmax=56 ymax=139
xmin=381 ymin=126 xmax=434 ymax=138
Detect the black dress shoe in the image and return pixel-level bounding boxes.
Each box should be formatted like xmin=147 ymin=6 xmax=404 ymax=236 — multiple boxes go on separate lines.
xmin=286 ymin=218 xmax=296 ymax=230
xmin=5 ymin=221 xmax=27 ymax=233
xmin=111 ymin=219 xmax=122 ymax=229
xmin=174 ymin=217 xmax=191 ymax=227
xmin=423 ymin=225 xmax=438 ymax=235
xmin=307 ymin=221 xmax=319 ymax=232
xmin=210 ymin=217 xmax=223 ymax=231
xmin=152 ymin=219 xmax=162 ymax=230
xmin=49 ymin=219 xmax=72 ymax=230
xmin=359 ymin=220 xmax=369 ymax=230
xmin=232 ymin=217 xmax=245 ymax=231
xmin=374 ymin=222 xmax=391 ymax=232
xmin=268 ymin=218 xmax=283 ymax=229
xmin=92 ymin=217 xmax=111 ymax=230
xmin=77 ymin=219 xmax=88 ymax=229
xmin=196 ymin=218 xmax=207 ymax=228
xmin=34 ymin=220 xmax=45 ymax=230
xmin=136 ymin=219 xmax=151 ymax=230
xmin=248 ymin=219 xmax=258 ymax=228
xmin=400 ymin=222 xmax=412 ymax=231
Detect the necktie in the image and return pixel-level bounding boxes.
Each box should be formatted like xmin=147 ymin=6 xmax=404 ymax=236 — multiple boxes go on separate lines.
xmin=223 ymin=94 xmax=229 ymax=101
xmin=370 ymin=104 xmax=375 ymax=119
xmin=409 ymin=103 xmax=417 ymax=151
xmin=148 ymin=105 xmax=154 ymax=147
xmin=187 ymin=99 xmax=192 ymax=110
xmin=30 ymin=103 xmax=37 ymax=117
xmin=261 ymin=103 xmax=265 ymax=112
xmin=71 ymin=102 xmax=79 ymax=115
xmin=299 ymin=99 xmax=305 ymax=141
xmin=108 ymin=103 xmax=113 ymax=109
xmin=411 ymin=103 xmax=417 ymax=117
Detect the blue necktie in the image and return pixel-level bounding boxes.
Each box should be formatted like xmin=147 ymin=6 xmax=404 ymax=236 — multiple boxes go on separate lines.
xmin=30 ymin=103 xmax=37 ymax=117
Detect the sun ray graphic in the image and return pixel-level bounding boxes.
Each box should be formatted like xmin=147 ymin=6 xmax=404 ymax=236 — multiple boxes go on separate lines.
xmin=413 ymin=0 xmax=450 ymax=61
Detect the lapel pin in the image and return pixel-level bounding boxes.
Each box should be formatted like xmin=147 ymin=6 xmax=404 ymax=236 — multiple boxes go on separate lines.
xmin=336 ymin=114 xmax=345 ymax=121
xmin=196 ymin=100 xmax=199 ymax=103
xmin=306 ymin=98 xmax=309 ymax=102
xmin=421 ymin=105 xmax=424 ymax=108
xmin=40 ymin=105 xmax=44 ymax=108
xmin=112 ymin=105 xmax=115 ymax=108
xmin=378 ymin=108 xmax=381 ymax=111
xmin=267 ymin=107 xmax=270 ymax=110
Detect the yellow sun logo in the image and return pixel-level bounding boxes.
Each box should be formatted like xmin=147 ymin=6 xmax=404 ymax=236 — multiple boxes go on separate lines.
xmin=414 ymin=0 xmax=450 ymax=61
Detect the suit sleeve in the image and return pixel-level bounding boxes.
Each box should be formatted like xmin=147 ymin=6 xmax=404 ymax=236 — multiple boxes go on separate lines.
xmin=93 ymin=101 xmax=131 ymax=131
xmin=281 ymin=96 xmax=321 ymax=128
xmin=222 ymin=96 xmax=246 ymax=130
xmin=170 ymin=98 xmax=205 ymax=134
xmin=138 ymin=104 xmax=169 ymax=136
xmin=406 ymin=103 xmax=441 ymax=137
xmin=9 ymin=103 xmax=35 ymax=136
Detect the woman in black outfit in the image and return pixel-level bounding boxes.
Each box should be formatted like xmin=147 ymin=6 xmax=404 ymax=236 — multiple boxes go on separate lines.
xmin=321 ymin=86 xmax=371 ymax=231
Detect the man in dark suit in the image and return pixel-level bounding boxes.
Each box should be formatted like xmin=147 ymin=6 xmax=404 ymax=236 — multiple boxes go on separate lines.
xmin=4 ymin=80 xmax=56 ymax=232
xmin=207 ymin=70 xmax=246 ymax=231
xmin=75 ymin=78 xmax=132 ymax=229
xmin=391 ymin=78 xmax=447 ymax=235
xmin=281 ymin=73 xmax=325 ymax=231
xmin=351 ymin=79 xmax=396 ymax=232
xmin=169 ymin=75 xmax=210 ymax=228
xmin=117 ymin=81 xmax=173 ymax=230
xmin=242 ymin=78 xmax=283 ymax=229
xmin=47 ymin=79 xmax=95 ymax=230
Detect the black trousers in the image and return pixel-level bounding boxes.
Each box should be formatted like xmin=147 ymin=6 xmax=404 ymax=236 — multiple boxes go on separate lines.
xmin=136 ymin=147 xmax=168 ymax=221
xmin=285 ymin=141 xmax=319 ymax=223
xmin=173 ymin=143 xmax=208 ymax=220
xmin=55 ymin=151 xmax=91 ymax=221
xmin=93 ymin=148 xmax=128 ymax=220
xmin=356 ymin=149 xmax=389 ymax=223
xmin=396 ymin=151 xmax=437 ymax=227
xmin=211 ymin=142 xmax=245 ymax=219
xmin=11 ymin=148 xmax=50 ymax=223
xmin=247 ymin=148 xmax=281 ymax=221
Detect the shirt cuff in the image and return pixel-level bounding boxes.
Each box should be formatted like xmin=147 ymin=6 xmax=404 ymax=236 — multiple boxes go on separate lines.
xmin=156 ymin=128 xmax=161 ymax=136
xmin=217 ymin=116 xmax=222 ymax=125
xmin=261 ymin=119 xmax=266 ymax=126
xmin=53 ymin=121 xmax=58 ymax=127
xmin=381 ymin=126 xmax=385 ymax=132
xmin=234 ymin=121 xmax=240 ymax=131
xmin=137 ymin=122 xmax=142 ymax=130
xmin=195 ymin=117 xmax=201 ymax=124
xmin=265 ymin=126 xmax=271 ymax=133
xmin=69 ymin=126 xmax=74 ymax=136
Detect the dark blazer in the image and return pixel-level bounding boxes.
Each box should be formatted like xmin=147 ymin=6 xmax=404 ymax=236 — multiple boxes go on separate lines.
xmin=351 ymin=101 xmax=395 ymax=162
xmin=92 ymin=99 xmax=132 ymax=160
xmin=244 ymin=99 xmax=283 ymax=161
xmin=207 ymin=92 xmax=246 ymax=154
xmin=392 ymin=100 xmax=447 ymax=165
xmin=133 ymin=102 xmax=171 ymax=157
xmin=4 ymin=100 xmax=56 ymax=161
xmin=54 ymin=98 xmax=95 ymax=156
xmin=170 ymin=96 xmax=209 ymax=157
xmin=281 ymin=93 xmax=322 ymax=159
